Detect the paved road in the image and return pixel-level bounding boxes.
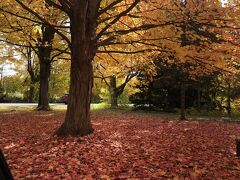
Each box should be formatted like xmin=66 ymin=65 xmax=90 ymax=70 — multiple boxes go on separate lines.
xmin=0 ymin=103 xmax=66 ymax=107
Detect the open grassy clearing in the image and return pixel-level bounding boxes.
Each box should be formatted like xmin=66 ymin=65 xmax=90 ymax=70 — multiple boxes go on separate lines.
xmin=1 ymin=103 xmax=239 ymax=121
xmin=0 ymin=103 xmax=110 ymax=112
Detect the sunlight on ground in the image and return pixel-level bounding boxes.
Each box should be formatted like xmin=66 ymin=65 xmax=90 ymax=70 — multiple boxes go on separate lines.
xmin=0 ymin=103 xmax=109 ymax=112
xmin=0 ymin=103 xmax=239 ymax=120
xmin=52 ymin=103 xmax=109 ymax=111
xmin=0 ymin=106 xmax=34 ymax=111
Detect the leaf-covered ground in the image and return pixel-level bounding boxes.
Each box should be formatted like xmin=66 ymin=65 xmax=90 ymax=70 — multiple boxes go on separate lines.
xmin=1 ymin=110 xmax=240 ymax=179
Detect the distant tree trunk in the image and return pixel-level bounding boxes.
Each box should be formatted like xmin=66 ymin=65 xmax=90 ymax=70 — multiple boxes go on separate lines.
xmin=197 ymin=84 xmax=201 ymax=112
xmin=180 ymin=81 xmax=186 ymax=120
xmin=226 ymin=83 xmax=231 ymax=117
xmin=148 ymin=81 xmax=153 ymax=110
xmin=108 ymin=73 xmax=136 ymax=108
xmin=28 ymin=84 xmax=35 ymax=103
xmin=206 ymin=87 xmax=210 ymax=112
xmin=55 ymin=1 xmax=99 ymax=136
xmin=37 ymin=25 xmax=55 ymax=111
xmin=50 ymin=64 xmax=57 ymax=101
xmin=110 ymin=76 xmax=118 ymax=108
xmin=219 ymin=97 xmax=224 ymax=112
xmin=26 ymin=47 xmax=37 ymax=103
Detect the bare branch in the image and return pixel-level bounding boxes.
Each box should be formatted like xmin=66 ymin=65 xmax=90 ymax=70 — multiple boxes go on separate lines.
xmin=97 ymin=0 xmax=140 ymax=40
xmin=14 ymin=0 xmax=71 ymax=45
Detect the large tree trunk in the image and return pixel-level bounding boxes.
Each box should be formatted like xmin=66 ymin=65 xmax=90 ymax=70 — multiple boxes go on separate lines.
xmin=37 ymin=60 xmax=51 ymax=110
xmin=56 ymin=60 xmax=94 ymax=136
xmin=180 ymin=81 xmax=186 ymax=120
xmin=111 ymin=93 xmax=118 ymax=108
xmin=110 ymin=76 xmax=118 ymax=108
xmin=56 ymin=1 xmax=99 ymax=136
xmin=37 ymin=26 xmax=55 ymax=110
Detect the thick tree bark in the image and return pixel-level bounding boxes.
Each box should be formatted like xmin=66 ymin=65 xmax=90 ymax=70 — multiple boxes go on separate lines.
xmin=180 ymin=81 xmax=186 ymax=120
xmin=110 ymin=93 xmax=118 ymax=108
xmin=55 ymin=1 xmax=99 ymax=136
xmin=56 ymin=60 xmax=94 ymax=136
xmin=37 ymin=59 xmax=51 ymax=110
xmin=37 ymin=26 xmax=55 ymax=110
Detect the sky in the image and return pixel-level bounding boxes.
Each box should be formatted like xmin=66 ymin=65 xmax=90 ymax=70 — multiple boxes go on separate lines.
xmin=0 ymin=64 xmax=16 ymax=77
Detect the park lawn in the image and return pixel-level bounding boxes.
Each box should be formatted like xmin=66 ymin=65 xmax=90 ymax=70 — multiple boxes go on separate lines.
xmin=0 ymin=103 xmax=110 ymax=112
xmin=1 ymin=110 xmax=240 ymax=179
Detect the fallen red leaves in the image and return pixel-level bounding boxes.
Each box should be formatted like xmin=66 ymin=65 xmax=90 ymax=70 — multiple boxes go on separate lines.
xmin=1 ymin=110 xmax=240 ymax=179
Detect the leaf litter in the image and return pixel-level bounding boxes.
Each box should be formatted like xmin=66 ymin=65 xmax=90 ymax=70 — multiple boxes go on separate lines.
xmin=0 ymin=110 xmax=240 ymax=179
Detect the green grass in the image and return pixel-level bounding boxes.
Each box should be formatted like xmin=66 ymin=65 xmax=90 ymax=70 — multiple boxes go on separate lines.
xmin=0 ymin=103 xmax=239 ymax=121
xmin=0 ymin=103 xmax=110 ymax=112
xmin=126 ymin=107 xmax=240 ymax=121
xmin=91 ymin=103 xmax=110 ymax=110
xmin=52 ymin=103 xmax=110 ymax=111
xmin=187 ymin=110 xmax=240 ymax=121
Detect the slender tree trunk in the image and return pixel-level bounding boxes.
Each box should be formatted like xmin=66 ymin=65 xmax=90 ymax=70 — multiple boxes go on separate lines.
xmin=227 ymin=83 xmax=231 ymax=117
xmin=180 ymin=81 xmax=186 ymax=120
xmin=219 ymin=97 xmax=224 ymax=112
xmin=27 ymin=47 xmax=35 ymax=103
xmin=37 ymin=25 xmax=55 ymax=110
xmin=197 ymin=84 xmax=201 ymax=112
xmin=110 ymin=76 xmax=118 ymax=108
xmin=108 ymin=73 xmax=135 ymax=108
xmin=0 ymin=75 xmax=4 ymax=101
xmin=50 ymin=64 xmax=57 ymax=101
xmin=148 ymin=82 xmax=153 ymax=110
xmin=206 ymin=87 xmax=210 ymax=112
xmin=28 ymin=84 xmax=35 ymax=103
xmin=56 ymin=1 xmax=99 ymax=136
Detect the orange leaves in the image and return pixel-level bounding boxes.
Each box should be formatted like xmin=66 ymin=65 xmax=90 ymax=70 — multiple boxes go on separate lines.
xmin=142 ymin=0 xmax=240 ymax=77
xmin=1 ymin=110 xmax=240 ymax=178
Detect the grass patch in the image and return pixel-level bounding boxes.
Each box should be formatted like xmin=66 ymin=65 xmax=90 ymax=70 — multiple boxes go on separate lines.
xmin=0 ymin=103 xmax=110 ymax=112
xmin=1 ymin=103 xmax=239 ymax=121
